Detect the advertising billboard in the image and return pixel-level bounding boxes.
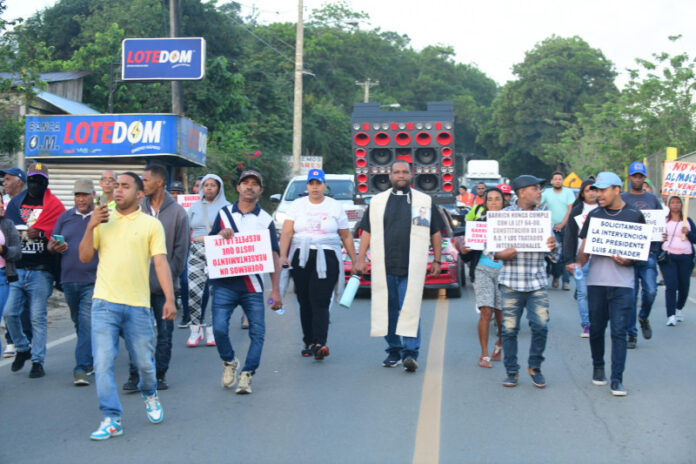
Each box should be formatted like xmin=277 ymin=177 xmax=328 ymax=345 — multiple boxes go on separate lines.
xmin=122 ymin=37 xmax=206 ymax=80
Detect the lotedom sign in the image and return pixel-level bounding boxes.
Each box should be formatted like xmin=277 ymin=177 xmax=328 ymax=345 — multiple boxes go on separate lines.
xmin=122 ymin=37 xmax=206 ymax=80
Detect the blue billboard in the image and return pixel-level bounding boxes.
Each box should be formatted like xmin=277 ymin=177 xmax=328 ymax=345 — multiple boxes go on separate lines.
xmin=25 ymin=114 xmax=206 ymax=166
xmin=122 ymin=37 xmax=206 ymax=80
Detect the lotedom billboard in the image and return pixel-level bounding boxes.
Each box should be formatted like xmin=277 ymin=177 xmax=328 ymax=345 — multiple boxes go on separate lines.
xmin=122 ymin=37 xmax=206 ymax=80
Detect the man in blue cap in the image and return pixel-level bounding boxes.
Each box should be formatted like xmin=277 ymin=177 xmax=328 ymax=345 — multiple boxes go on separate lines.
xmin=621 ymin=161 xmax=662 ymax=348
xmin=571 ymin=171 xmax=646 ymax=396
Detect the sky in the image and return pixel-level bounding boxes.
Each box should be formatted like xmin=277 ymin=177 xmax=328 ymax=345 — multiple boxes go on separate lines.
xmin=4 ymin=0 xmax=695 ymax=87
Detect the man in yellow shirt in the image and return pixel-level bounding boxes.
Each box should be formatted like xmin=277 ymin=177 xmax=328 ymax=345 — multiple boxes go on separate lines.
xmin=79 ymin=172 xmax=176 ymax=441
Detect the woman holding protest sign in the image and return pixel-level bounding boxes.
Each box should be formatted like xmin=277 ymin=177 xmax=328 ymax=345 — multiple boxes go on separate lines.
xmin=461 ymin=187 xmax=505 ymax=368
xmin=659 ymin=196 xmax=696 ymax=326
xmin=279 ymin=169 xmax=357 ymax=360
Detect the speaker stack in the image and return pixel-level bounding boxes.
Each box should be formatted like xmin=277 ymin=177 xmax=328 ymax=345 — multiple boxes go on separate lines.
xmin=351 ymin=102 xmax=456 ymax=202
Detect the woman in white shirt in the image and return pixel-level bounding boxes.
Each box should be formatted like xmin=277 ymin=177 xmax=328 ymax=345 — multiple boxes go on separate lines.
xmin=279 ymin=169 xmax=357 ymax=360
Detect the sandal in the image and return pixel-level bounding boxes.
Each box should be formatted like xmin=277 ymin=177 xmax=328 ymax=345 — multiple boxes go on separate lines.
xmin=314 ymin=345 xmax=330 ymax=360
xmin=301 ymin=345 xmax=314 ymax=357
xmin=478 ymin=356 xmax=492 ymax=368
xmin=491 ymin=343 xmax=502 ymax=362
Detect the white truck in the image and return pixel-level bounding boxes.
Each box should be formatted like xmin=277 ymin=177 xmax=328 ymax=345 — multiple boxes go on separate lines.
xmin=464 ymin=159 xmax=501 ymax=190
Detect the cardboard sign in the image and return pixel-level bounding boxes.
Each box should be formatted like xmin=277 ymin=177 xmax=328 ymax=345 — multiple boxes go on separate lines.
xmin=464 ymin=221 xmax=487 ymax=250
xmin=641 ymin=209 xmax=667 ymax=241
xmin=584 ymin=217 xmax=651 ymax=261
xmin=486 ymin=210 xmax=552 ymax=252
xmin=177 ymin=194 xmax=200 ymax=211
xmin=662 ymin=161 xmax=696 ymax=197
xmin=204 ymin=230 xmax=274 ymax=279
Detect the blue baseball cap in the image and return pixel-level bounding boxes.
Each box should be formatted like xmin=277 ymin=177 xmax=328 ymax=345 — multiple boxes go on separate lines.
xmin=592 ymin=172 xmax=623 ymax=189
xmin=628 ymin=161 xmax=647 ymax=176
xmin=0 ymin=167 xmax=27 ymax=183
xmin=307 ymin=169 xmax=325 ymax=183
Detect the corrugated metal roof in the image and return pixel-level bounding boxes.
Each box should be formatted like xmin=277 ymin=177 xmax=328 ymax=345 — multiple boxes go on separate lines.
xmin=36 ymin=90 xmax=100 ymax=115
xmin=0 ymin=71 xmax=90 ymax=85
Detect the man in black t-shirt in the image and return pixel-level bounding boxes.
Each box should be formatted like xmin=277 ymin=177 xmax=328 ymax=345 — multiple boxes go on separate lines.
xmin=571 ymin=171 xmax=645 ymax=397
xmin=356 ymin=161 xmax=444 ymax=372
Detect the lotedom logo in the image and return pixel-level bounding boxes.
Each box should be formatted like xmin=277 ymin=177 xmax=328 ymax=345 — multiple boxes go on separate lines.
xmin=126 ymin=50 xmax=193 ymax=67
xmin=63 ymin=120 xmax=164 ymax=145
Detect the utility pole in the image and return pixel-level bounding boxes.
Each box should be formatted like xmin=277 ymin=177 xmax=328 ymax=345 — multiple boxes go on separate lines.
xmin=291 ymin=0 xmax=304 ymax=176
xmin=355 ymin=78 xmax=379 ymax=103
xmin=170 ymin=0 xmax=183 ymax=115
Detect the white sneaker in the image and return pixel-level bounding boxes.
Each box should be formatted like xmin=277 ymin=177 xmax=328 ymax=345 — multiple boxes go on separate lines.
xmin=186 ymin=325 xmax=203 ymax=347
xmin=236 ymin=371 xmax=252 ymax=394
xmin=222 ymin=357 xmax=239 ymax=388
xmin=143 ymin=392 xmax=163 ymax=423
xmin=3 ymin=343 xmax=16 ymax=358
xmin=676 ymin=310 xmax=684 ymax=322
xmin=205 ymin=326 xmax=216 ymax=346
xmin=666 ymin=315 xmax=677 ymax=326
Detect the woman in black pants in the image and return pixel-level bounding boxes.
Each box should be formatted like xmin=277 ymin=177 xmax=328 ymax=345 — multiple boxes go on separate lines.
xmin=279 ymin=169 xmax=357 ymax=360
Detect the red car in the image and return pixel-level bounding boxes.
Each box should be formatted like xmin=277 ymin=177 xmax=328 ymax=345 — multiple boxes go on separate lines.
xmin=344 ymin=208 xmax=464 ymax=298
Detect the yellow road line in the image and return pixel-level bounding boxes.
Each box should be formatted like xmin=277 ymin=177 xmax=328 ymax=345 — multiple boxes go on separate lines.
xmin=413 ymin=291 xmax=449 ymax=464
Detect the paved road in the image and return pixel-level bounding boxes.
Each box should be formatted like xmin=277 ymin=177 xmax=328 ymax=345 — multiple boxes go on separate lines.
xmin=1 ymin=279 xmax=695 ymax=464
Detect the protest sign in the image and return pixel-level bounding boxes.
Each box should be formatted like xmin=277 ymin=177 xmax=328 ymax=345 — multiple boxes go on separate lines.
xmin=177 ymin=194 xmax=200 ymax=211
xmin=641 ymin=209 xmax=667 ymax=241
xmin=204 ymin=230 xmax=274 ymax=279
xmin=486 ymin=210 xmax=552 ymax=252
xmin=584 ymin=217 xmax=651 ymax=261
xmin=464 ymin=221 xmax=487 ymax=250
xmin=574 ymin=213 xmax=590 ymax=229
xmin=662 ymin=161 xmax=696 ymax=197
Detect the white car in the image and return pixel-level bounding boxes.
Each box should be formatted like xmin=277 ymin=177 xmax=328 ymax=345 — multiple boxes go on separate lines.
xmin=270 ymin=174 xmax=366 ymax=233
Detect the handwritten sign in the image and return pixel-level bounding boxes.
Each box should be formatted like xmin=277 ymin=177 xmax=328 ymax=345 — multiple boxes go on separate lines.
xmin=641 ymin=209 xmax=667 ymax=241
xmin=465 ymin=221 xmax=487 ymax=250
xmin=662 ymin=161 xmax=696 ymax=197
xmin=204 ymin=230 xmax=274 ymax=279
xmin=177 ymin=194 xmax=200 ymax=211
xmin=486 ymin=210 xmax=552 ymax=252
xmin=584 ymin=217 xmax=651 ymax=261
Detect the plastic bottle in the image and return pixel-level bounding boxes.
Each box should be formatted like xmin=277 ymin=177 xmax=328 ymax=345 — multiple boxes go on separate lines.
xmin=573 ymin=265 xmax=583 ymax=280
xmin=339 ymin=274 xmax=361 ymax=308
xmin=268 ymin=299 xmax=285 ymax=315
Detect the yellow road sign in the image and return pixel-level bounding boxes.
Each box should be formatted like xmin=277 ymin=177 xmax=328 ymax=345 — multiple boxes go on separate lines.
xmin=563 ymin=172 xmax=582 ymax=188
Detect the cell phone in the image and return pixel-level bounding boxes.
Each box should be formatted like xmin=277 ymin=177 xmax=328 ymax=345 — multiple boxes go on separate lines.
xmin=53 ymin=234 xmax=65 ymax=245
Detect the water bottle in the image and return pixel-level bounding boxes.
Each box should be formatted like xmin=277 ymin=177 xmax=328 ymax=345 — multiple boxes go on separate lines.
xmin=573 ymin=265 xmax=583 ymax=280
xmin=268 ymin=299 xmax=285 ymax=315
xmin=339 ymin=274 xmax=361 ymax=308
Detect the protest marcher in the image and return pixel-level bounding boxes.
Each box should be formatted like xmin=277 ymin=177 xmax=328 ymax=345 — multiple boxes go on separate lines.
xmin=123 ymin=165 xmax=188 ymax=391
xmin=355 ymin=160 xmax=443 ymax=372
xmin=460 ymin=188 xmax=504 ymax=368
xmin=497 ymin=183 xmax=513 ymax=205
xmin=541 ymin=171 xmax=575 ymax=290
xmin=98 ymin=170 xmax=116 ymax=211
xmin=209 ymin=170 xmax=282 ymax=394
xmin=563 ymin=178 xmax=598 ymax=338
xmin=48 ymin=179 xmax=99 ymax=386
xmin=496 ymin=175 xmax=558 ymax=388
xmin=168 ymin=180 xmax=190 ymax=327
xmin=456 ymin=185 xmax=474 ymax=208
xmin=0 ymin=201 xmax=21 ymax=355
xmin=1 ymin=167 xmax=29 ymax=358
xmin=168 ymin=181 xmax=185 ymax=198
xmin=5 ymin=162 xmax=65 ymax=378
xmin=621 ymin=161 xmax=662 ymax=347
xmin=658 ymin=196 xmax=696 ymax=326
xmin=79 ymin=172 xmax=176 ymax=440
xmin=571 ymin=171 xmax=646 ymax=396
xmin=186 ymin=174 xmax=230 ymax=346
xmin=279 ymin=169 xmax=357 ymax=359
xmin=473 ymin=182 xmax=486 ymax=206
xmin=192 ymin=176 xmax=203 ymax=195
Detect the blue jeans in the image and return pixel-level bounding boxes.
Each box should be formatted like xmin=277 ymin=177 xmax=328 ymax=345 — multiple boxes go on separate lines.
xmin=628 ymin=253 xmax=657 ymax=336
xmin=575 ymin=261 xmax=590 ymax=328
xmin=4 ymin=299 xmax=31 ymax=345
xmin=385 ymin=274 xmax=421 ymax=360
xmin=211 ymin=287 xmax=265 ymax=374
xmin=552 ymin=229 xmax=570 ymax=284
xmin=500 ymin=285 xmax=549 ymax=374
xmin=4 ymin=269 xmax=54 ymax=364
xmin=91 ymin=299 xmax=156 ymax=419
xmin=62 ymin=282 xmax=94 ymax=373
xmin=129 ymin=294 xmax=174 ymax=376
xmin=587 ymin=286 xmax=632 ymax=383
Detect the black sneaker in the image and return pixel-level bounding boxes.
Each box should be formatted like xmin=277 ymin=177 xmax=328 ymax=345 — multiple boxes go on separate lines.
xmin=403 ymin=357 xmax=418 ymax=372
xmin=528 ymin=368 xmax=546 ymax=388
xmin=178 ymin=314 xmax=191 ymax=329
xmin=610 ymin=381 xmax=627 ymax=396
xmin=86 ymin=365 xmax=94 ymax=376
xmin=502 ymin=372 xmax=519 ymax=387
xmin=382 ymin=351 xmax=401 ymax=368
xmin=122 ymin=373 xmax=139 ymax=392
xmin=10 ymin=349 xmax=31 ymax=372
xmin=627 ymin=335 xmax=637 ymax=349
xmin=639 ymin=317 xmax=652 ymax=339
xmin=592 ymin=367 xmax=607 ymax=386
xmin=156 ymin=372 xmax=168 ymax=391
xmin=29 ymin=362 xmax=45 ymax=378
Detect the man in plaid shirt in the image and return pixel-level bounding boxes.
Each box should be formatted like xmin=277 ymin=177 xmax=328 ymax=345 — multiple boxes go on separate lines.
xmin=493 ymin=175 xmax=559 ymax=389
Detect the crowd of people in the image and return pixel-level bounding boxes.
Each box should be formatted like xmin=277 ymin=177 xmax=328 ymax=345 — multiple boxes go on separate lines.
xmin=0 ymin=159 xmax=694 ymax=441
